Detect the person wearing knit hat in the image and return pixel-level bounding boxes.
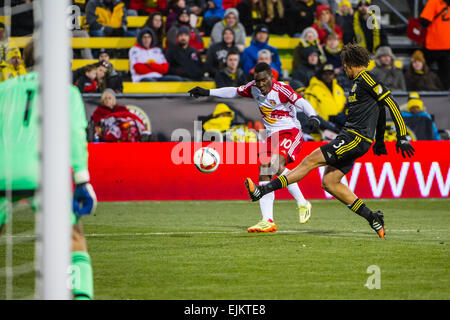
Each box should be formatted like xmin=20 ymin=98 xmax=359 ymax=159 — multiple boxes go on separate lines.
xmin=353 ymin=0 xmax=388 ymax=54
xmin=292 ymin=27 xmax=327 ymax=72
xmin=312 ymin=4 xmax=343 ymax=44
xmin=404 ymin=50 xmax=443 ymax=91
xmin=241 ymin=24 xmax=282 ymax=75
xmin=336 ymin=0 xmax=355 ymax=45
xmin=0 ymin=47 xmax=27 ymax=82
xmin=400 ymin=93 xmax=441 ymax=140
xmin=210 ymin=7 xmax=247 ymax=52
xmin=166 ymin=7 xmax=205 ymax=52
xmin=371 ymin=46 xmax=406 ymax=91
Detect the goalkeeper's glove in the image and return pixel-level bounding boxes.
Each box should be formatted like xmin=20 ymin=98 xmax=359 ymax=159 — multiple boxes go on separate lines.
xmin=188 ymin=86 xmax=210 ymax=98
xmin=396 ymin=136 xmax=415 ymax=158
xmin=373 ymin=140 xmax=387 ymax=156
xmin=73 ymin=183 xmax=97 ymax=216
xmin=308 ymin=115 xmax=321 ymax=132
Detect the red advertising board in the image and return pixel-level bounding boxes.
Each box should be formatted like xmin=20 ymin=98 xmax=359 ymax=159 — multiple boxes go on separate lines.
xmin=88 ymin=141 xmax=450 ymax=201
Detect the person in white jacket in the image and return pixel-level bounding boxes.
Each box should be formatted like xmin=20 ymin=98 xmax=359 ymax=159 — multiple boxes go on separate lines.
xmin=210 ymin=7 xmax=247 ymax=52
xmin=129 ymin=27 xmax=183 ymax=82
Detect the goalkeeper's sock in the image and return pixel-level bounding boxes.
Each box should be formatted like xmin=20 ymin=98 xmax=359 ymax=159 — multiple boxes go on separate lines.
xmin=259 ymin=181 xmax=275 ymax=222
xmin=348 ymin=198 xmax=372 ymax=222
xmin=71 ymin=251 xmax=94 ymax=300
xmin=281 ymin=169 xmax=307 ymax=206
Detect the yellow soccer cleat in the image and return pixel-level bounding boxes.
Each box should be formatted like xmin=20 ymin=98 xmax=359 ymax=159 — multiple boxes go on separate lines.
xmin=247 ymin=220 xmax=278 ymax=233
xmin=298 ymin=201 xmax=312 ymax=224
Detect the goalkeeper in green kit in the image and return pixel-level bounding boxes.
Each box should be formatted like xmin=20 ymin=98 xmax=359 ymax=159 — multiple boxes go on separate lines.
xmin=0 ymin=41 xmax=96 ymax=300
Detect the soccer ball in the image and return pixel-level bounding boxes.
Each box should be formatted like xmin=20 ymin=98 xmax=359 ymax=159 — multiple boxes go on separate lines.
xmin=193 ymin=147 xmax=220 ymax=173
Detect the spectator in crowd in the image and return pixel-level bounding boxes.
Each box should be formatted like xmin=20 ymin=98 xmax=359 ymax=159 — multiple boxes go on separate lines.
xmin=291 ymin=45 xmax=321 ymax=87
xmin=206 ymin=27 xmax=240 ymax=77
xmin=167 ymin=8 xmax=205 ymax=52
xmin=202 ymin=0 xmax=226 ymax=36
xmin=166 ymin=26 xmax=205 ymax=81
xmin=93 ymin=61 xmax=109 ymax=92
xmin=74 ymin=64 xmax=99 ymax=93
xmin=420 ymin=0 xmax=450 ymax=90
xmin=371 ymin=46 xmax=406 ymax=92
xmin=246 ymin=48 xmax=280 ymax=80
xmin=284 ymin=0 xmax=318 ymax=37
xmin=86 ymin=0 xmax=134 ymax=37
xmin=144 ymin=11 xmax=166 ymax=48
xmin=404 ymin=50 xmax=443 ymax=92
xmin=237 ymin=0 xmax=266 ymax=35
xmin=0 ymin=23 xmax=18 ymax=67
xmin=312 ymin=4 xmax=343 ymax=44
xmin=335 ymin=0 xmax=355 ymax=44
xmin=129 ymin=28 xmax=184 ymax=82
xmin=11 ymin=0 xmax=34 ymax=36
xmin=291 ymin=27 xmax=326 ymax=72
xmin=0 ymin=47 xmax=27 ymax=82
xmin=210 ymin=8 xmax=247 ymax=52
xmin=215 ymin=50 xmax=247 ymax=87
xmin=264 ymin=0 xmax=287 ymax=35
xmin=126 ymin=0 xmax=167 ymax=16
xmin=186 ymin=0 xmax=207 ymax=16
xmin=323 ymin=32 xmax=342 ymax=70
xmin=96 ymin=50 xmax=124 ymax=92
xmin=353 ymin=0 xmax=388 ymax=54
xmin=166 ymin=0 xmax=188 ymax=31
xmin=400 ymin=93 xmax=441 ymax=140
xmin=92 ymin=89 xmax=151 ymax=142
xmin=303 ymin=63 xmax=346 ymax=123
xmin=241 ymin=24 xmax=282 ymax=75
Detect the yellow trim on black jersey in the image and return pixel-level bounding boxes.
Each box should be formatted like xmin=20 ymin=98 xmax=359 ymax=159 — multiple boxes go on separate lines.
xmin=336 ymin=136 xmax=362 ymax=155
xmin=361 ymin=71 xmax=376 ymax=86
xmin=377 ymin=90 xmax=391 ymax=101
xmin=345 ymin=129 xmax=373 ymax=143
xmin=385 ymin=96 xmax=407 ymax=136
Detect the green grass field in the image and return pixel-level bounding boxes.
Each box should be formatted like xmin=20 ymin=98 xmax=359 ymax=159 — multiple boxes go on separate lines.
xmin=1 ymin=198 xmax=449 ymax=300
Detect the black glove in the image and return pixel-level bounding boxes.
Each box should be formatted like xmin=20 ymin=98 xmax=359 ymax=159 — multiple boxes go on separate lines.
xmin=396 ymin=136 xmax=415 ymax=158
xmin=188 ymin=86 xmax=210 ymax=98
xmin=308 ymin=115 xmax=321 ymax=132
xmin=373 ymin=140 xmax=387 ymax=156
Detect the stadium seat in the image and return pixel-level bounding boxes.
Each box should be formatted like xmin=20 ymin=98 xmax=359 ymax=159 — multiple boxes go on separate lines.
xmin=123 ymin=81 xmax=216 ymax=94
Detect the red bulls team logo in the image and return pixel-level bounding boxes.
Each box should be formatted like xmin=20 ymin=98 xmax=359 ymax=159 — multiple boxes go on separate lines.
xmin=270 ymin=110 xmax=292 ymax=119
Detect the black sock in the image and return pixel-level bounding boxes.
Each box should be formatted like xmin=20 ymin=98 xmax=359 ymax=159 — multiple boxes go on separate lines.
xmin=261 ymin=175 xmax=288 ymax=194
xmin=348 ymin=199 xmax=372 ymax=222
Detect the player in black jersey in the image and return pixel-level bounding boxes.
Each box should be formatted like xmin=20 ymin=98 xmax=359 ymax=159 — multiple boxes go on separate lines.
xmin=244 ymin=43 xmax=415 ymax=239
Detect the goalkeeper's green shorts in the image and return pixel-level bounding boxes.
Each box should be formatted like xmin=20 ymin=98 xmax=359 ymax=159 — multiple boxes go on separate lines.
xmin=0 ymin=196 xmax=78 ymax=229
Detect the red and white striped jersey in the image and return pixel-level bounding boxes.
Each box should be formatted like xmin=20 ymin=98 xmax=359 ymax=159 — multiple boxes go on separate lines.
xmin=236 ymin=80 xmax=316 ymax=136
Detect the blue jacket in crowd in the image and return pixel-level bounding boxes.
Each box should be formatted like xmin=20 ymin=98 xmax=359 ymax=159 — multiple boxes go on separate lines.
xmin=241 ymin=39 xmax=282 ymax=75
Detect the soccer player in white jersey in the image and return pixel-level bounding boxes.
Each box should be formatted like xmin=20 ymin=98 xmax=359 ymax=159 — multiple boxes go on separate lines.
xmin=189 ymin=62 xmax=321 ymax=232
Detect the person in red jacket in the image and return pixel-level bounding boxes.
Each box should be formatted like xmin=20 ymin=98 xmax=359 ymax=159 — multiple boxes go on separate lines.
xmin=312 ymin=4 xmax=343 ymax=44
xmin=92 ymin=89 xmax=150 ymax=142
xmin=129 ymin=27 xmax=184 ymax=82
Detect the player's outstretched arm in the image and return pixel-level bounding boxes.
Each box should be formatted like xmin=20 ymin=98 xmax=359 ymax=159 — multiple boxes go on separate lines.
xmin=188 ymin=86 xmax=239 ymax=99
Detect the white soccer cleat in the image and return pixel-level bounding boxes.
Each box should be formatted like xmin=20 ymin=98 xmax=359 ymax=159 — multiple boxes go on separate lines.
xmin=298 ymin=201 xmax=312 ymax=224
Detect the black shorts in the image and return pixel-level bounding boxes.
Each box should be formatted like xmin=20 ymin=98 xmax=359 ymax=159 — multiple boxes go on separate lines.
xmin=320 ymin=130 xmax=372 ymax=174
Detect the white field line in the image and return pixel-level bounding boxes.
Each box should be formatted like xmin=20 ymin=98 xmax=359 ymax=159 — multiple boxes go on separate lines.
xmin=1 ymin=229 xmax=448 ymax=239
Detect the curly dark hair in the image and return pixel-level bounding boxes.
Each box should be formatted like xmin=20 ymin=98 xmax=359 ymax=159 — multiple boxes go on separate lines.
xmin=340 ymin=43 xmax=371 ymax=68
